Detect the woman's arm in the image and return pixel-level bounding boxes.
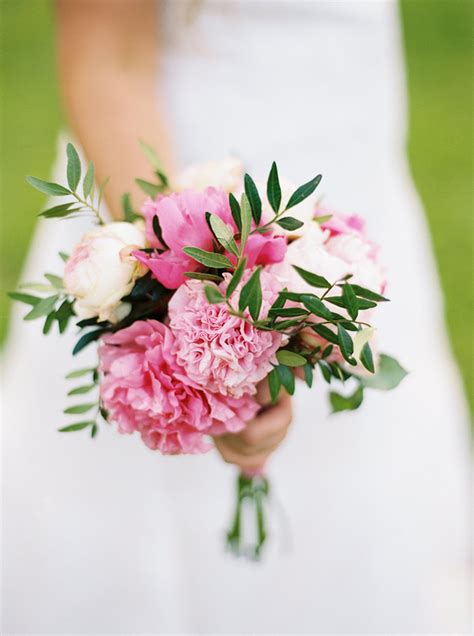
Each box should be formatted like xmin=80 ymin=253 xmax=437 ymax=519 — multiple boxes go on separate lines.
xmin=56 ymin=0 xmax=173 ymax=219
xmin=56 ymin=0 xmax=293 ymax=470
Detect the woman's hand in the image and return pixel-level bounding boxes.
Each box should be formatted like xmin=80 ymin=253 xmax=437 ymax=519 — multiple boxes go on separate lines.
xmin=214 ymin=380 xmax=292 ymax=474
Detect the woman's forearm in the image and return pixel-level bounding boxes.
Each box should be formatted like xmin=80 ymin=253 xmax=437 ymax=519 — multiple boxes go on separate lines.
xmin=56 ymin=0 xmax=173 ymax=219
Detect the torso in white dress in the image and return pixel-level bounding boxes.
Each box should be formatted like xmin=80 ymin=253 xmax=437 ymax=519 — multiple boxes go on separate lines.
xmin=2 ymin=1 xmax=471 ymax=632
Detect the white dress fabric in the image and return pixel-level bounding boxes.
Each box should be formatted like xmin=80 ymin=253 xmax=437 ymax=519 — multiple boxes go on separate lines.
xmin=2 ymin=1 xmax=471 ymax=633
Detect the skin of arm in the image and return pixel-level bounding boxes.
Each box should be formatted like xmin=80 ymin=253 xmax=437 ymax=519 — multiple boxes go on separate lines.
xmin=56 ymin=0 xmax=293 ymax=470
xmin=56 ymin=0 xmax=174 ymax=219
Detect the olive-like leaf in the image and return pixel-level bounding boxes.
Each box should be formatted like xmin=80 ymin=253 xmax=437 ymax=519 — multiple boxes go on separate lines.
xmin=24 ymin=295 xmax=58 ymax=321
xmin=285 ymin=174 xmax=322 ymax=210
xmin=276 ymin=350 xmax=307 ymax=367
xmin=58 ymin=421 xmax=94 ymax=432
xmin=292 ymin=265 xmax=331 ymax=289
xmin=330 ymin=385 xmax=364 ymax=413
xmin=204 ymin=285 xmax=225 ymax=304
xmin=277 ymin=217 xmax=304 ymax=231
xmin=226 ymin=257 xmax=247 ymax=298
xmin=229 ymin=193 xmax=242 ymax=231
xmin=342 ymin=283 xmax=359 ymax=320
xmin=244 ymin=173 xmax=262 ymax=224
xmin=26 ymin=176 xmax=71 ymax=197
xmin=66 ymin=142 xmax=81 ymax=191
xmin=64 ymin=403 xmax=96 ymax=415
xmin=208 ymin=213 xmax=239 ymax=256
xmin=276 ymin=364 xmax=295 ymax=395
xmin=239 ymin=192 xmax=252 ymax=249
xmin=268 ymin=367 xmax=281 ymax=404
xmin=301 ymin=294 xmax=334 ymax=320
xmin=238 ymin=266 xmax=262 ymax=320
xmin=267 ymin=161 xmax=281 ymax=214
xmin=83 ymin=161 xmax=95 ymax=199
xmin=337 ymin=324 xmax=356 ymax=365
xmin=183 ymin=247 xmax=232 ymax=270
xmin=359 ymin=354 xmax=408 ymax=390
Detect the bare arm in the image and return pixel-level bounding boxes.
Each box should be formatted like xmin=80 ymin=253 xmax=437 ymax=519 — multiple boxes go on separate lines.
xmin=56 ymin=0 xmax=174 ymax=219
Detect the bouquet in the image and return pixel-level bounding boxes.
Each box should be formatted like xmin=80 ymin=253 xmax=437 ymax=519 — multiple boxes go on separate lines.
xmin=11 ymin=142 xmax=406 ymax=559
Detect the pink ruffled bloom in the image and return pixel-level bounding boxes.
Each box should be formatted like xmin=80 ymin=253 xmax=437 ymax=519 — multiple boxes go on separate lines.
xmin=168 ymin=270 xmax=285 ymax=398
xmin=99 ymin=320 xmax=258 ymax=454
xmin=133 ymin=188 xmax=286 ymax=289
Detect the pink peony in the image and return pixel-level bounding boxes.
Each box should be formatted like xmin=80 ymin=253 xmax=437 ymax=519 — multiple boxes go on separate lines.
xmin=99 ymin=320 xmax=258 ymax=454
xmin=167 ymin=270 xmax=285 ymax=398
xmin=133 ymin=188 xmax=286 ymax=289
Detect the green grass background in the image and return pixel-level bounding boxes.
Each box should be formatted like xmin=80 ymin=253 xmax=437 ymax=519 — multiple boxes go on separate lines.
xmin=1 ymin=0 xmax=472 ymax=411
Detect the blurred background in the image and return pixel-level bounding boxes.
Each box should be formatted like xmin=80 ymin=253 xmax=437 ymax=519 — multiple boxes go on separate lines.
xmin=0 ymin=0 xmax=472 ymax=413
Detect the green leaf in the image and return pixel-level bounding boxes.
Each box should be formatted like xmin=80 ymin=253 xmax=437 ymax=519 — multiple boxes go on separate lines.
xmin=229 ymin=193 xmax=242 ymax=231
xmin=311 ymin=323 xmax=339 ymax=345
xmin=285 ymin=174 xmax=322 ymax=210
xmin=292 ymin=265 xmax=331 ymax=289
xmin=58 ymin=421 xmax=94 ymax=432
xmin=44 ymin=273 xmax=63 ymax=289
xmin=139 ymin=139 xmax=167 ymax=174
xmin=183 ymin=247 xmax=232 ymax=270
xmin=276 ymin=364 xmax=295 ymax=395
xmin=208 ymin=214 xmax=239 ymax=256
xmin=152 ymin=214 xmax=169 ymax=249
xmin=238 ymin=266 xmax=262 ymax=320
xmin=244 ymin=173 xmax=262 ymax=224
xmin=135 ymin=178 xmax=162 ymax=198
xmin=121 ymin=192 xmax=141 ymax=223
xmin=301 ymin=294 xmax=334 ymax=320
xmin=268 ymin=306 xmax=308 ymax=318
xmin=267 ymin=161 xmax=282 ymax=214
xmin=83 ymin=161 xmax=95 ymax=199
xmin=204 ymin=285 xmax=225 ymax=304
xmin=240 ymin=192 xmax=252 ymax=250
xmin=359 ymin=354 xmax=408 ymax=390
xmin=66 ymin=367 xmax=96 ymax=379
xmin=276 ymin=350 xmax=307 ymax=367
xmin=90 ymin=423 xmax=98 ymax=438
xmin=314 ymin=214 xmax=332 ymax=225
xmin=322 ymin=344 xmax=334 ymax=358
xmin=349 ymin=284 xmax=389 ymax=303
xmin=277 ymin=217 xmax=304 ymax=231
xmin=19 ymin=282 xmax=54 ymax=292
xmin=59 ymin=252 xmax=69 ymax=262
xmin=97 ymin=176 xmax=110 ymax=208
xmin=26 ymin=175 xmax=71 ymax=197
xmin=303 ymin=363 xmax=313 ymax=387
xmin=55 ymin=299 xmax=74 ymax=333
xmin=318 ymin=360 xmax=332 ymax=383
xmin=39 ymin=202 xmax=79 ymax=218
xmin=330 ymin=385 xmax=364 ymax=413
xmin=43 ymin=312 xmax=55 ymax=335
xmin=226 ymin=256 xmax=247 ymax=298
xmin=360 ymin=342 xmax=375 ymax=373
xmin=24 ymin=295 xmax=58 ymax=320
xmin=64 ymin=403 xmax=96 ymax=415
xmin=353 ymin=327 xmax=375 ymax=359
xmin=268 ymin=367 xmax=281 ymax=404
xmin=326 ymin=296 xmax=377 ymax=310
xmin=184 ymin=272 xmax=223 ymax=282
xmin=72 ymin=329 xmax=105 ymax=355
xmin=342 ymin=283 xmax=359 ymax=320
xmin=67 ymin=384 xmax=96 ymax=396
xmin=66 ymin=143 xmax=81 ymax=191
xmin=337 ymin=324 xmax=356 ymax=365
xmin=8 ymin=292 xmax=40 ymax=306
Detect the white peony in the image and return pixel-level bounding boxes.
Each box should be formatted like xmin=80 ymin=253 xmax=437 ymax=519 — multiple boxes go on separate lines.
xmin=286 ymin=224 xmax=385 ymax=294
xmin=63 ymin=222 xmax=146 ymax=324
xmin=174 ymin=157 xmax=244 ymax=193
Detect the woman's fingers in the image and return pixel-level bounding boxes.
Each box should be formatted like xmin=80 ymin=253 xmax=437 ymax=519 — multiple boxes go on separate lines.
xmin=213 ymin=392 xmax=293 ymax=472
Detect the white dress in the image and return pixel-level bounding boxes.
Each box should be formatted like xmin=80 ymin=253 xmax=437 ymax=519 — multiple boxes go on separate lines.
xmin=2 ymin=1 xmax=471 ymax=632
